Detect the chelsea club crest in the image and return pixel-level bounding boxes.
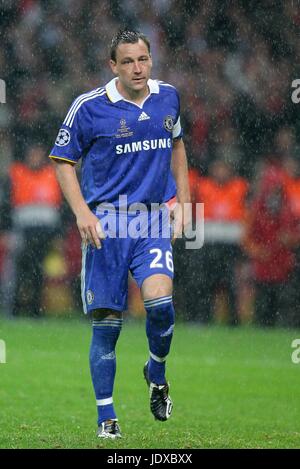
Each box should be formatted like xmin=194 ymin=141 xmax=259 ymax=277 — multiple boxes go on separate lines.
xmin=163 ymin=115 xmax=174 ymax=132
xmin=86 ymin=290 xmax=94 ymax=305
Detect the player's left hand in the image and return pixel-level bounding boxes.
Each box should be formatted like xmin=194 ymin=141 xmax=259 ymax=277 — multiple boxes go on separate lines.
xmin=170 ymin=201 xmax=193 ymax=244
xmin=76 ymin=208 xmax=106 ymax=249
xmin=170 ymin=203 xmax=182 ymax=243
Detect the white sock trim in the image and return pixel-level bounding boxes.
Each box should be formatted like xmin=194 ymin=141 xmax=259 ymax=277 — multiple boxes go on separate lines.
xmin=144 ymin=296 xmax=172 ymax=308
xmin=96 ymin=397 xmax=113 ymax=406
xmin=150 ymin=351 xmax=167 ymax=363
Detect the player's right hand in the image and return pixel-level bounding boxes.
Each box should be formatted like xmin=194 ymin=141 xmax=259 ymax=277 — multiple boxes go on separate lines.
xmin=76 ymin=209 xmax=105 ymax=249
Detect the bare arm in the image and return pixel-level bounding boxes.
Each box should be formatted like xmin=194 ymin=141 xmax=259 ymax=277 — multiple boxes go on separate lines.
xmin=53 ymin=160 xmax=104 ymax=249
xmin=171 ymin=138 xmax=191 ymax=240
xmin=171 ymin=138 xmax=190 ymax=205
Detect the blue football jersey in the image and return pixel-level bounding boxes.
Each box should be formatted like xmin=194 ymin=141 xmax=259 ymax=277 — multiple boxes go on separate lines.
xmin=49 ymin=78 xmax=182 ymax=208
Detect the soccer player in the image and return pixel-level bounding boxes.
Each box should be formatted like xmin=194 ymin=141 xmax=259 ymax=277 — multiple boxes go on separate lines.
xmin=49 ymin=29 xmax=190 ymax=439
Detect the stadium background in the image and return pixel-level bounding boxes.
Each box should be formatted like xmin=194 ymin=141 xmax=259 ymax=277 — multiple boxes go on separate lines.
xmin=1 ymin=0 xmax=300 ymax=449
xmin=0 ymin=0 xmax=300 ymax=320
xmin=2 ymin=0 xmax=300 ymax=324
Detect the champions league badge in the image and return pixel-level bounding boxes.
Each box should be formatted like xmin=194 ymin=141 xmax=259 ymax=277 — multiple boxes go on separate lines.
xmin=163 ymin=115 xmax=174 ymax=132
xmin=55 ymin=128 xmax=71 ymax=146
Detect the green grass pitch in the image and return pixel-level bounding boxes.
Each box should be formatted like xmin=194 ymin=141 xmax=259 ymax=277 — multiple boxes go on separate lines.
xmin=0 ymin=316 xmax=300 ymax=449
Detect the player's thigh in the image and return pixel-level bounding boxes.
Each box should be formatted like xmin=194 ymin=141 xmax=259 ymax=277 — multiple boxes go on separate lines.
xmin=130 ymin=237 xmax=174 ymax=300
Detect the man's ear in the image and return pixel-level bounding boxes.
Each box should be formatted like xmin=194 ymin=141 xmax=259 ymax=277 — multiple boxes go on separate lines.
xmin=110 ymin=59 xmax=117 ymax=75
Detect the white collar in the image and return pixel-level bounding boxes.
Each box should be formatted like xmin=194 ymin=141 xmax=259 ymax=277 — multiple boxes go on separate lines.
xmin=105 ymin=77 xmax=159 ymax=103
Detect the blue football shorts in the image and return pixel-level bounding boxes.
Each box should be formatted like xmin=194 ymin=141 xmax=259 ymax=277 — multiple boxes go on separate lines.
xmin=81 ymin=206 xmax=174 ymax=314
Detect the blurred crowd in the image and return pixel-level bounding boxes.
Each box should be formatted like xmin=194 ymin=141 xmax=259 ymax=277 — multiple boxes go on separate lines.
xmin=1 ymin=0 xmax=300 ymax=326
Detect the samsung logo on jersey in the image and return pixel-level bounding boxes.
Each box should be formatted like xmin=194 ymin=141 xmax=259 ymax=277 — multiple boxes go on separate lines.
xmin=116 ymin=138 xmax=172 ymax=155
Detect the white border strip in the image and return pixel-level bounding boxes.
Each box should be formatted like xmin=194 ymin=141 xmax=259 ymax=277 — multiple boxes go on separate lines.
xmin=96 ymin=397 xmax=113 ymax=406
xmin=150 ymin=351 xmax=167 ymax=363
xmin=172 ymin=116 xmax=182 ymax=139
xmin=81 ymin=243 xmax=87 ymax=314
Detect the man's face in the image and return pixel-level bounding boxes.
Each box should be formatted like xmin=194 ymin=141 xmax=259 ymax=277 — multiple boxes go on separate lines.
xmin=110 ymin=39 xmax=152 ymax=93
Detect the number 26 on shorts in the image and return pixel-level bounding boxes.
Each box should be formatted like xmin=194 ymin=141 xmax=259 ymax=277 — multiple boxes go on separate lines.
xmin=149 ymin=248 xmax=174 ymax=272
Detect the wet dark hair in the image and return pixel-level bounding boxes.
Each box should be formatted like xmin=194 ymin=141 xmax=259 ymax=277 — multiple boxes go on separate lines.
xmin=110 ymin=29 xmax=151 ymax=62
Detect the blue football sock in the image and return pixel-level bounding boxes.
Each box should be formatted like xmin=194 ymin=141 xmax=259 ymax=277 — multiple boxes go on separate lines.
xmin=89 ymin=317 xmax=122 ymax=425
xmin=144 ymin=296 xmax=175 ymax=385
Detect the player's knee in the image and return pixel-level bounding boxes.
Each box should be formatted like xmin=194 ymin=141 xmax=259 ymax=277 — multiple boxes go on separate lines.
xmin=142 ymin=275 xmax=173 ymax=300
xmin=146 ymin=289 xmax=172 ymax=301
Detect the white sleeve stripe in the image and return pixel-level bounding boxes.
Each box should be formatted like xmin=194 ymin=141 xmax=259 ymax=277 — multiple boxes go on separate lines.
xmin=67 ymin=90 xmax=106 ymax=127
xmin=66 ymin=90 xmax=106 ymax=128
xmin=65 ymin=89 xmax=105 ymax=127
xmin=63 ymin=88 xmax=102 ymax=124
xmin=172 ymin=116 xmax=182 ymax=138
xmin=159 ymin=83 xmax=175 ymax=88
xmin=63 ymin=88 xmax=104 ymax=126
